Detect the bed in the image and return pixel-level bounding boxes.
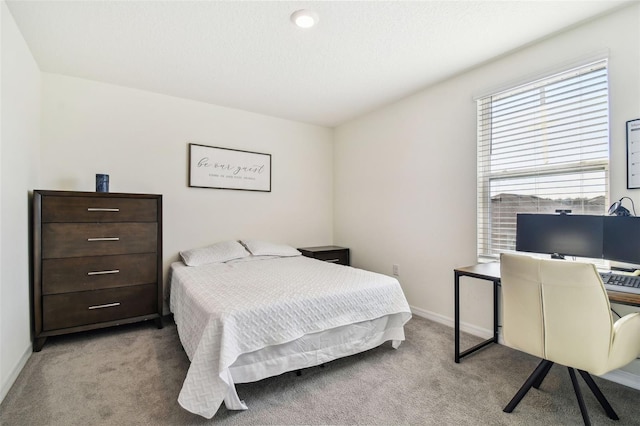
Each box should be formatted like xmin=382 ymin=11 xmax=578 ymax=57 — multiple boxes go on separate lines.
xmin=169 ymin=240 xmax=412 ymax=418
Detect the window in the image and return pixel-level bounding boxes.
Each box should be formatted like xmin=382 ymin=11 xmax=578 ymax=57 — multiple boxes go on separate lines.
xmin=477 ymin=60 xmax=609 ymax=261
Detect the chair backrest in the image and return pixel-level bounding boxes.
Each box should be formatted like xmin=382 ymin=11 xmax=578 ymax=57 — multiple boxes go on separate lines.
xmin=500 ymin=253 xmax=614 ymax=372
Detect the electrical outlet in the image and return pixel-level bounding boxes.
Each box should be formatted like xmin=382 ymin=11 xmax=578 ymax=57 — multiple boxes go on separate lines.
xmin=392 ymin=264 xmax=399 ymax=276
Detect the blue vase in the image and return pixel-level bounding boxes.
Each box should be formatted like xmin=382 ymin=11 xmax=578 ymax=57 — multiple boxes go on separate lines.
xmin=96 ymin=174 xmax=109 ymax=192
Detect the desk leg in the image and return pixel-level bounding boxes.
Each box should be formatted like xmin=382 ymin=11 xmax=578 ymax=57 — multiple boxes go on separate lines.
xmin=493 ymin=280 xmax=499 ymax=343
xmin=454 ymin=271 xmax=461 ymax=363
xmin=455 ymin=271 xmax=499 ymax=362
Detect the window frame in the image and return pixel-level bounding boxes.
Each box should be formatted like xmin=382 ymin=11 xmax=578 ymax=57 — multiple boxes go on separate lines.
xmin=476 ymin=60 xmax=610 ymax=263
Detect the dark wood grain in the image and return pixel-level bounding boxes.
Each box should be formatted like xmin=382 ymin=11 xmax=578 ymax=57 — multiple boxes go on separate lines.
xmin=42 ymin=283 xmax=157 ymax=330
xmin=299 ymin=246 xmax=350 ymax=266
xmin=33 ymin=190 xmax=163 ymax=351
xmin=42 ymin=223 xmax=157 ymax=258
xmin=41 ymin=195 xmax=157 ymax=223
xmin=42 ymin=253 xmax=157 ymax=294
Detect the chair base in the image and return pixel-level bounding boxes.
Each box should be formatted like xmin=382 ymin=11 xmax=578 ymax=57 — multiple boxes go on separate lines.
xmin=503 ymin=359 xmax=619 ymax=425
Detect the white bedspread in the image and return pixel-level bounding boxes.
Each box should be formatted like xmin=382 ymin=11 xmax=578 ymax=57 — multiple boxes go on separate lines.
xmin=169 ymin=256 xmax=412 ymax=418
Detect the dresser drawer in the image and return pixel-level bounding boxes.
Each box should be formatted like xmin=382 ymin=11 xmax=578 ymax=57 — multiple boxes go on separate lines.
xmin=42 ymin=253 xmax=157 ymax=294
xmin=42 ymin=196 xmax=157 ymax=223
xmin=42 ymin=223 xmax=157 ymax=258
xmin=312 ymin=250 xmax=350 ymax=265
xmin=42 ymin=283 xmax=157 ymax=331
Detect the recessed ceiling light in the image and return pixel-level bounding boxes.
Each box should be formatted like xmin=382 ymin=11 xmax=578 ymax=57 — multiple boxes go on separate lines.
xmin=291 ymin=9 xmax=319 ymax=29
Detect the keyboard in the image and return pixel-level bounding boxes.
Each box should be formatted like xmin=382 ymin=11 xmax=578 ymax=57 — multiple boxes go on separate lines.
xmin=599 ymin=272 xmax=640 ymax=295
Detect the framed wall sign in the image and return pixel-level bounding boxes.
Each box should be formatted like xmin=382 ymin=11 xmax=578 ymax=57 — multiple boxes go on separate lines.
xmin=627 ymin=119 xmax=640 ymax=189
xmin=189 ymin=143 xmax=271 ymax=192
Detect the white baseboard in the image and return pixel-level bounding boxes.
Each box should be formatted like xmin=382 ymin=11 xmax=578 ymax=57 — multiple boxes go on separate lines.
xmin=410 ymin=305 xmax=496 ymax=341
xmin=0 ymin=345 xmax=32 ymax=404
xmin=600 ymin=368 xmax=640 ymax=391
xmin=409 ymin=305 xmax=640 ymax=390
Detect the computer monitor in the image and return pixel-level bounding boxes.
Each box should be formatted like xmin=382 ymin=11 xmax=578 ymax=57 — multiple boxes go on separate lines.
xmin=516 ymin=213 xmax=604 ymax=259
xmin=603 ymin=216 xmax=640 ymax=265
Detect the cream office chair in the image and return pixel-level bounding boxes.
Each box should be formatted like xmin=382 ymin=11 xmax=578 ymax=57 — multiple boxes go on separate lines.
xmin=500 ymin=253 xmax=640 ymax=425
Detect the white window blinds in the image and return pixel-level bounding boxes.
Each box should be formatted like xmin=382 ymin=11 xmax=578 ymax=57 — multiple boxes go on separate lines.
xmin=477 ymin=60 xmax=610 ymax=261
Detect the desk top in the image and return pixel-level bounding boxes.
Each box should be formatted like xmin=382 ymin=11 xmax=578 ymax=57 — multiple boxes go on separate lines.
xmin=454 ymin=262 xmax=500 ymax=280
xmin=455 ymin=262 xmax=640 ymax=308
xmin=607 ymin=290 xmax=640 ymax=307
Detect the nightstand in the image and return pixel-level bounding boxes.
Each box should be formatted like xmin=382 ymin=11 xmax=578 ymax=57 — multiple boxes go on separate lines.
xmin=298 ymin=246 xmax=350 ymax=266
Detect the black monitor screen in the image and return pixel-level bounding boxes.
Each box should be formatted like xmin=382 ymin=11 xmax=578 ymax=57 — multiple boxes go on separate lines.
xmin=603 ymin=216 xmax=640 ymax=265
xmin=516 ymin=214 xmax=604 ymax=259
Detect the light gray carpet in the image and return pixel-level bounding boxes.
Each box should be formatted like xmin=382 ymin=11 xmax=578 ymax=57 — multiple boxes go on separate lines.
xmin=1 ymin=316 xmax=639 ymax=425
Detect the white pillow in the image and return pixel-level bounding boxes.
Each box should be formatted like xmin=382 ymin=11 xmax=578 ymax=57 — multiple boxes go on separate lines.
xmin=240 ymin=240 xmax=301 ymax=257
xmin=180 ymin=240 xmax=249 ymax=266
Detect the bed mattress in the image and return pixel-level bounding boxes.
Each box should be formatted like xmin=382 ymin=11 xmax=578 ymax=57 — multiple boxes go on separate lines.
xmin=169 ymin=255 xmax=412 ymax=418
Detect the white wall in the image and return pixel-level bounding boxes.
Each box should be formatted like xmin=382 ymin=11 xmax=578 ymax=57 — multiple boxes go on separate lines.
xmin=3 ymin=0 xmax=639 ymax=404
xmin=2 ymin=12 xmax=333 ymax=404
xmin=335 ymin=4 xmax=640 ymax=370
xmin=39 ymin=73 xmax=334 ymax=309
xmin=0 ymin=1 xmax=41 ymax=402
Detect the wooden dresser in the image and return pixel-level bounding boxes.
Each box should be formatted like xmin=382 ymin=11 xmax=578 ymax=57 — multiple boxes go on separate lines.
xmin=32 ymin=190 xmax=163 ymax=351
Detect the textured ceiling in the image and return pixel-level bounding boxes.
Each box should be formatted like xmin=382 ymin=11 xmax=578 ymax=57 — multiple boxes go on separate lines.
xmin=5 ymin=1 xmax=631 ymax=127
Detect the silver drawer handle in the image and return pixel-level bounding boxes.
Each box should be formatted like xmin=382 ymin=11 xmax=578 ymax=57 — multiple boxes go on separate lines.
xmin=87 ymin=208 xmax=120 ymax=212
xmin=87 ymin=269 xmax=120 ymax=276
xmin=87 ymin=237 xmax=120 ymax=242
xmin=326 ymin=259 xmax=341 ymax=263
xmin=88 ymin=302 xmax=120 ymax=310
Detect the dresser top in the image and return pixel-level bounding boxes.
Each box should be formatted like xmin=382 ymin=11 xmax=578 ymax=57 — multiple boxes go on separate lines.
xmin=34 ymin=190 xmax=161 ymax=198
